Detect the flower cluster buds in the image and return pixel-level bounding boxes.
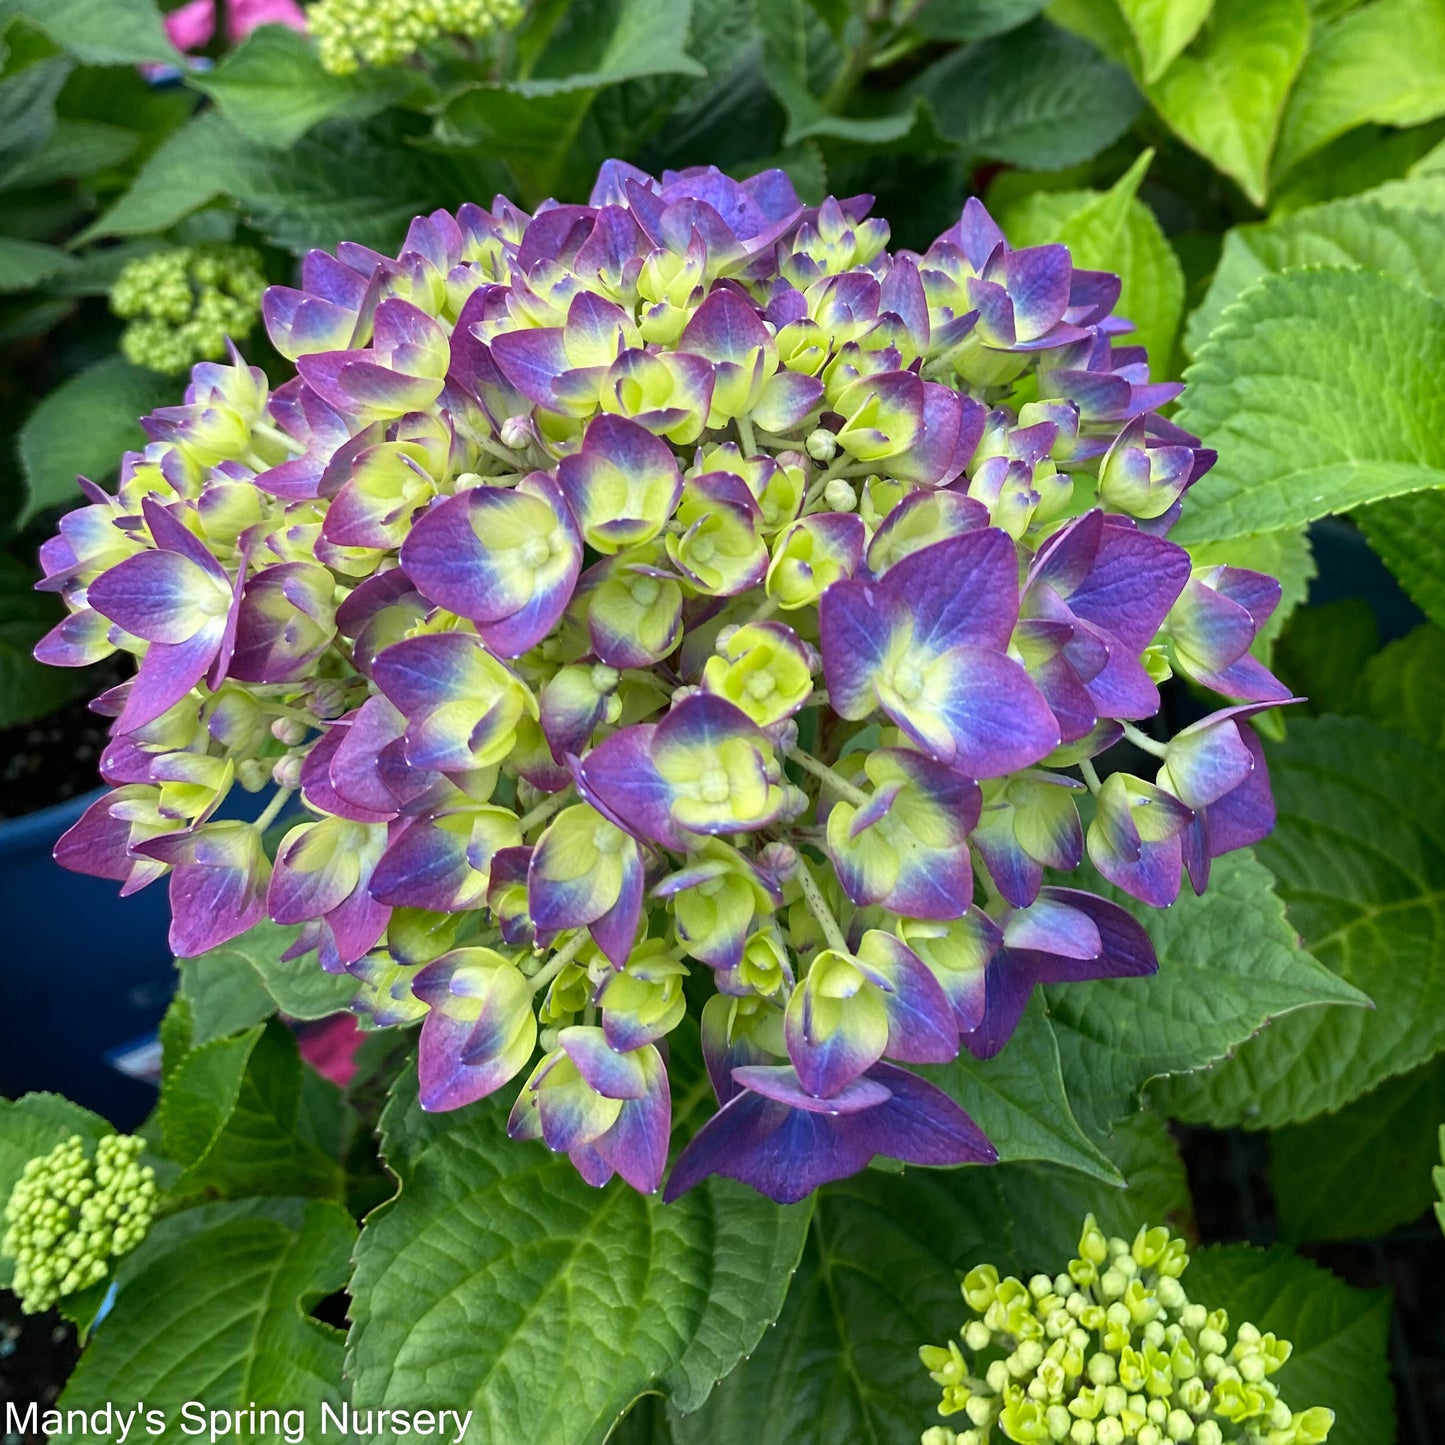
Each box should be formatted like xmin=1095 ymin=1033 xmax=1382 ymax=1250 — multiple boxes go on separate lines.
xmin=2 ymin=1134 xmax=158 ymax=1314
xmin=308 ymin=0 xmax=524 ymax=74
xmin=37 ymin=159 xmax=1289 ymax=1203
xmin=919 ymin=1217 xmax=1334 ymax=1445
xmin=110 ymin=244 xmax=268 ymax=375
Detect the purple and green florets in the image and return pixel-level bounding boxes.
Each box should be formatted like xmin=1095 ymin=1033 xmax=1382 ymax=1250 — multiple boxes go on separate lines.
xmin=35 ymin=161 xmax=1290 ymax=1203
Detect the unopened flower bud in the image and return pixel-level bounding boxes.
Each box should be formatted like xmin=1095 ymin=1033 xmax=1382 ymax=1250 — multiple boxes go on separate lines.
xmin=500 ymin=415 xmax=533 ymax=450
xmin=805 ymin=428 xmax=838 ymax=464
xmin=823 ymin=477 xmax=858 ymax=512
xmin=272 ymin=754 xmax=305 ymax=789
xmin=272 ymin=716 xmax=309 ymax=745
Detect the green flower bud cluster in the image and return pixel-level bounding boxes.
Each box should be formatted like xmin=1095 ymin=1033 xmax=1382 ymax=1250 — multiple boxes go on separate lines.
xmin=308 ymin=0 xmax=526 ymax=74
xmin=1 ymin=1134 xmax=158 ymax=1315
xmin=918 ymin=1217 xmax=1334 ymax=1445
xmin=110 ymin=244 xmax=267 ymax=375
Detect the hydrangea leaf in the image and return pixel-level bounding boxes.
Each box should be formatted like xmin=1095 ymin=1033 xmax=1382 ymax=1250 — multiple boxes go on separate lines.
xmin=1274 ymin=598 xmax=1380 ymax=719
xmin=1186 ymin=525 xmax=1315 ymax=659
xmin=1115 ymin=0 xmax=1213 ymax=82
xmin=0 ymin=237 xmax=77 ymax=293
xmin=1050 ymin=850 xmax=1364 ymax=1135
xmin=1351 ymin=625 xmax=1445 ymax=749
xmin=176 ymin=919 xmax=357 ymax=1044
xmin=1142 ymin=0 xmax=1309 ymax=207
xmin=81 ymin=111 xmax=491 ymax=254
xmin=1270 ymin=130 xmax=1445 ymax=216
xmin=1174 ymin=268 xmax=1445 ymax=543
xmin=755 ymin=0 xmax=920 ymax=144
xmin=996 ymin=151 xmax=1183 ymax=377
xmin=1274 ymin=0 xmax=1445 ymax=180
xmin=345 ymin=1067 xmax=811 ymax=1440
xmin=668 ymin=1113 xmax=1188 ymax=1445
xmin=1358 ymin=488 xmax=1445 ymax=633
xmin=0 ymin=1094 xmax=112 ymax=1291
xmin=1270 ymin=1052 xmax=1445 ymax=1242
xmin=923 ymin=992 xmax=1122 ymax=1184
xmin=50 ymin=1198 xmax=354 ymax=1425
xmin=1182 ymin=1245 xmax=1394 ymax=1445
xmin=157 ymin=1019 xmax=348 ymax=1204
xmin=1186 ymin=196 xmax=1445 ymax=358
xmin=917 ymin=18 xmax=1143 ymax=170
xmin=1158 ymin=717 xmax=1445 ymax=1127
xmin=193 ymin=24 xmax=425 ymax=151
xmin=0 ymin=0 xmax=175 ymax=65
xmin=18 ymin=356 xmax=176 ymax=525
xmin=910 ymin=0 xmax=1051 ymax=42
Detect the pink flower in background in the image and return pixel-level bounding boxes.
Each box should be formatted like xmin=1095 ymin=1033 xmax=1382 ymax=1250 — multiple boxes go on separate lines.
xmin=164 ymin=0 xmax=308 ymax=51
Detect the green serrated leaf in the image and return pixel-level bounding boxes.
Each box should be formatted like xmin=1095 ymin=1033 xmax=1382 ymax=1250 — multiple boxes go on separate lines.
xmin=1051 ymin=851 xmax=1365 ymax=1135
xmin=1274 ymin=598 xmax=1380 ymax=716
xmin=1270 ymin=122 xmax=1445 ymax=216
xmin=1271 ymin=1052 xmax=1445 ymax=1241
xmin=0 ymin=236 xmax=74 ymax=293
xmin=1358 ymin=487 xmax=1445 ymax=631
xmin=1352 ymin=625 xmax=1445 ymax=749
xmin=0 ymin=0 xmax=174 ymax=64
xmin=159 ymin=1020 xmax=346 ymax=1202
xmin=1174 ymin=268 xmax=1445 ymax=543
xmin=0 ymin=54 xmax=70 ymax=190
xmin=52 ymin=1198 xmax=354 ymax=1429
xmin=1182 ymin=1245 xmax=1394 ymax=1445
xmin=1186 ymin=195 xmax=1445 ymax=358
xmin=346 ymin=1068 xmax=811 ymax=1442
xmin=0 ymin=1094 xmax=112 ymax=1290
xmin=755 ymin=0 xmax=919 ymax=145
xmin=1274 ymin=0 xmax=1445 ymax=181
xmin=1186 ymin=525 xmax=1315 ymax=659
xmin=18 ymin=356 xmax=177 ymax=524
xmin=996 ymin=150 xmax=1183 ymax=377
xmin=925 ymin=992 xmax=1122 ymax=1183
xmin=911 ymin=0 xmax=1051 ymax=42
xmin=177 ymin=918 xmax=357 ymax=1045
xmin=671 ymin=1112 xmax=1189 ymax=1445
xmin=1117 ymin=0 xmax=1213 ymax=83
xmin=193 ymin=24 xmax=423 ymax=150
xmin=917 ymin=18 xmax=1143 ymax=170
xmin=1158 ymin=716 xmax=1445 ymax=1127
xmin=1 ymin=118 xmax=138 ymax=190
xmin=1142 ymin=0 xmax=1309 ymax=206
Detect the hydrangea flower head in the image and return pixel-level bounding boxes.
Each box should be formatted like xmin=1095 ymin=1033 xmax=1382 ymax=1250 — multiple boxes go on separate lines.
xmin=308 ymin=0 xmax=525 ymax=74
xmin=919 ymin=1216 xmax=1334 ymax=1445
xmin=2 ymin=1134 xmax=158 ymax=1314
xmin=35 ymin=161 xmax=1287 ymax=1202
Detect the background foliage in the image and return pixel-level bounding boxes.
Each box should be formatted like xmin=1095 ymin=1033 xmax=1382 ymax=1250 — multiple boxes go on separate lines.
xmin=2 ymin=2 xmax=1444 ymax=1441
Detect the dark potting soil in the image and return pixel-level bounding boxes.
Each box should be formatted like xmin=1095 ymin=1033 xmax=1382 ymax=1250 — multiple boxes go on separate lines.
xmin=0 ymin=1290 xmax=77 ymax=1433
xmin=0 ymin=691 xmax=113 ymax=823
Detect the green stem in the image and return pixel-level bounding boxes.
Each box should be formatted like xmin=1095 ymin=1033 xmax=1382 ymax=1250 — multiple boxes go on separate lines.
xmin=1121 ymin=722 xmax=1169 ymax=759
xmin=252 ymin=421 xmax=303 ymax=457
xmin=1078 ymin=759 xmax=1103 ymax=794
xmin=517 ymin=786 xmax=574 ymax=834
xmin=745 ymin=595 xmax=780 ymax=626
xmin=796 ymin=856 xmax=851 ymax=956
xmin=737 ymin=414 xmax=757 ymax=457
xmin=529 ymin=930 xmax=589 ymax=994
xmin=787 ymin=748 xmax=871 ymax=808
xmin=253 ymin=787 xmax=295 ymax=834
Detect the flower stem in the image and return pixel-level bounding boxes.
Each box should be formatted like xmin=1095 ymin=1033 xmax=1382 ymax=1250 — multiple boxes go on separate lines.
xmin=252 ymin=421 xmax=303 ymax=457
xmin=529 ymin=930 xmax=589 ymax=994
xmin=253 ymin=787 xmax=295 ymax=834
xmin=795 ymin=856 xmax=851 ymax=956
xmin=517 ymin=786 xmax=574 ymax=834
xmin=1078 ymin=759 xmax=1103 ymax=794
xmin=1121 ymin=721 xmax=1169 ymax=759
xmin=737 ymin=414 xmax=757 ymax=457
xmin=787 ymin=748 xmax=871 ymax=808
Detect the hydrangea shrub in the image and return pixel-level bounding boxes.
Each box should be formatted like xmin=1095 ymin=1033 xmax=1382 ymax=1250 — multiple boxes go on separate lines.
xmin=34 ymin=161 xmax=1290 ymax=1204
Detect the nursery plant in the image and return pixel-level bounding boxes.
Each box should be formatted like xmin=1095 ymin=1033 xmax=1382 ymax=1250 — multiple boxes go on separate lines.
xmin=1 ymin=2 xmax=1443 ymax=1443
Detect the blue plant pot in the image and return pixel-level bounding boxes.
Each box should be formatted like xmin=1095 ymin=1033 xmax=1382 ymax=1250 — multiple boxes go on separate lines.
xmin=0 ymin=788 xmax=173 ymax=1129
